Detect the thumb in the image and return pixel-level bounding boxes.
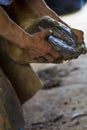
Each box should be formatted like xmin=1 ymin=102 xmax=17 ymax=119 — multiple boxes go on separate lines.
xmin=39 ymin=30 xmax=53 ymax=39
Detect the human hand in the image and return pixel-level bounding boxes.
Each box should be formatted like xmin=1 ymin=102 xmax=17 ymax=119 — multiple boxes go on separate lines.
xmin=5 ymin=16 xmax=86 ymax=65
xmin=23 ymin=30 xmax=63 ymax=63
xmin=23 ymin=16 xmax=86 ymax=63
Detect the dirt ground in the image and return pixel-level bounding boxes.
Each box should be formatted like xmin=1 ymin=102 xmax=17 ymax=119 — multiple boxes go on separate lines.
xmin=23 ymin=3 xmax=87 ymax=130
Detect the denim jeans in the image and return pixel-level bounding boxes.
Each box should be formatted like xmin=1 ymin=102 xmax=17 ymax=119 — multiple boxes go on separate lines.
xmin=0 ymin=0 xmax=13 ymax=5
xmin=45 ymin=0 xmax=87 ymax=15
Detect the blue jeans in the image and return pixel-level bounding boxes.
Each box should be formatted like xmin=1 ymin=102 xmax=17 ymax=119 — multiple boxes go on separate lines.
xmin=45 ymin=0 xmax=87 ymax=15
xmin=0 ymin=0 xmax=13 ymax=5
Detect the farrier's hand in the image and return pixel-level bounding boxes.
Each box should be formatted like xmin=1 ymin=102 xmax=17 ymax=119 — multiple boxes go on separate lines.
xmin=23 ymin=16 xmax=86 ymax=63
xmin=23 ymin=30 xmax=62 ymax=63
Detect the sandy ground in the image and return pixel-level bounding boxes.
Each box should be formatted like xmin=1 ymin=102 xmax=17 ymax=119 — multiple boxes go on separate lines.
xmin=23 ymin=3 xmax=87 ymax=130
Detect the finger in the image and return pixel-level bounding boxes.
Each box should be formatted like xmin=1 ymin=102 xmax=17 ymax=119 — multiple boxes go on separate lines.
xmin=38 ymin=30 xmax=53 ymax=39
xmin=45 ymin=54 xmax=54 ymax=62
xmin=33 ymin=57 xmax=47 ymax=63
xmin=53 ymin=57 xmax=63 ymax=63
xmin=46 ymin=45 xmax=63 ymax=59
xmin=50 ymin=49 xmax=62 ymax=59
xmin=45 ymin=53 xmax=63 ymax=63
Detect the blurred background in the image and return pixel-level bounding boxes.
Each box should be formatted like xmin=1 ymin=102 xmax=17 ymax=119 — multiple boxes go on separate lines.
xmin=45 ymin=0 xmax=87 ymax=15
xmin=23 ymin=1 xmax=87 ymax=130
